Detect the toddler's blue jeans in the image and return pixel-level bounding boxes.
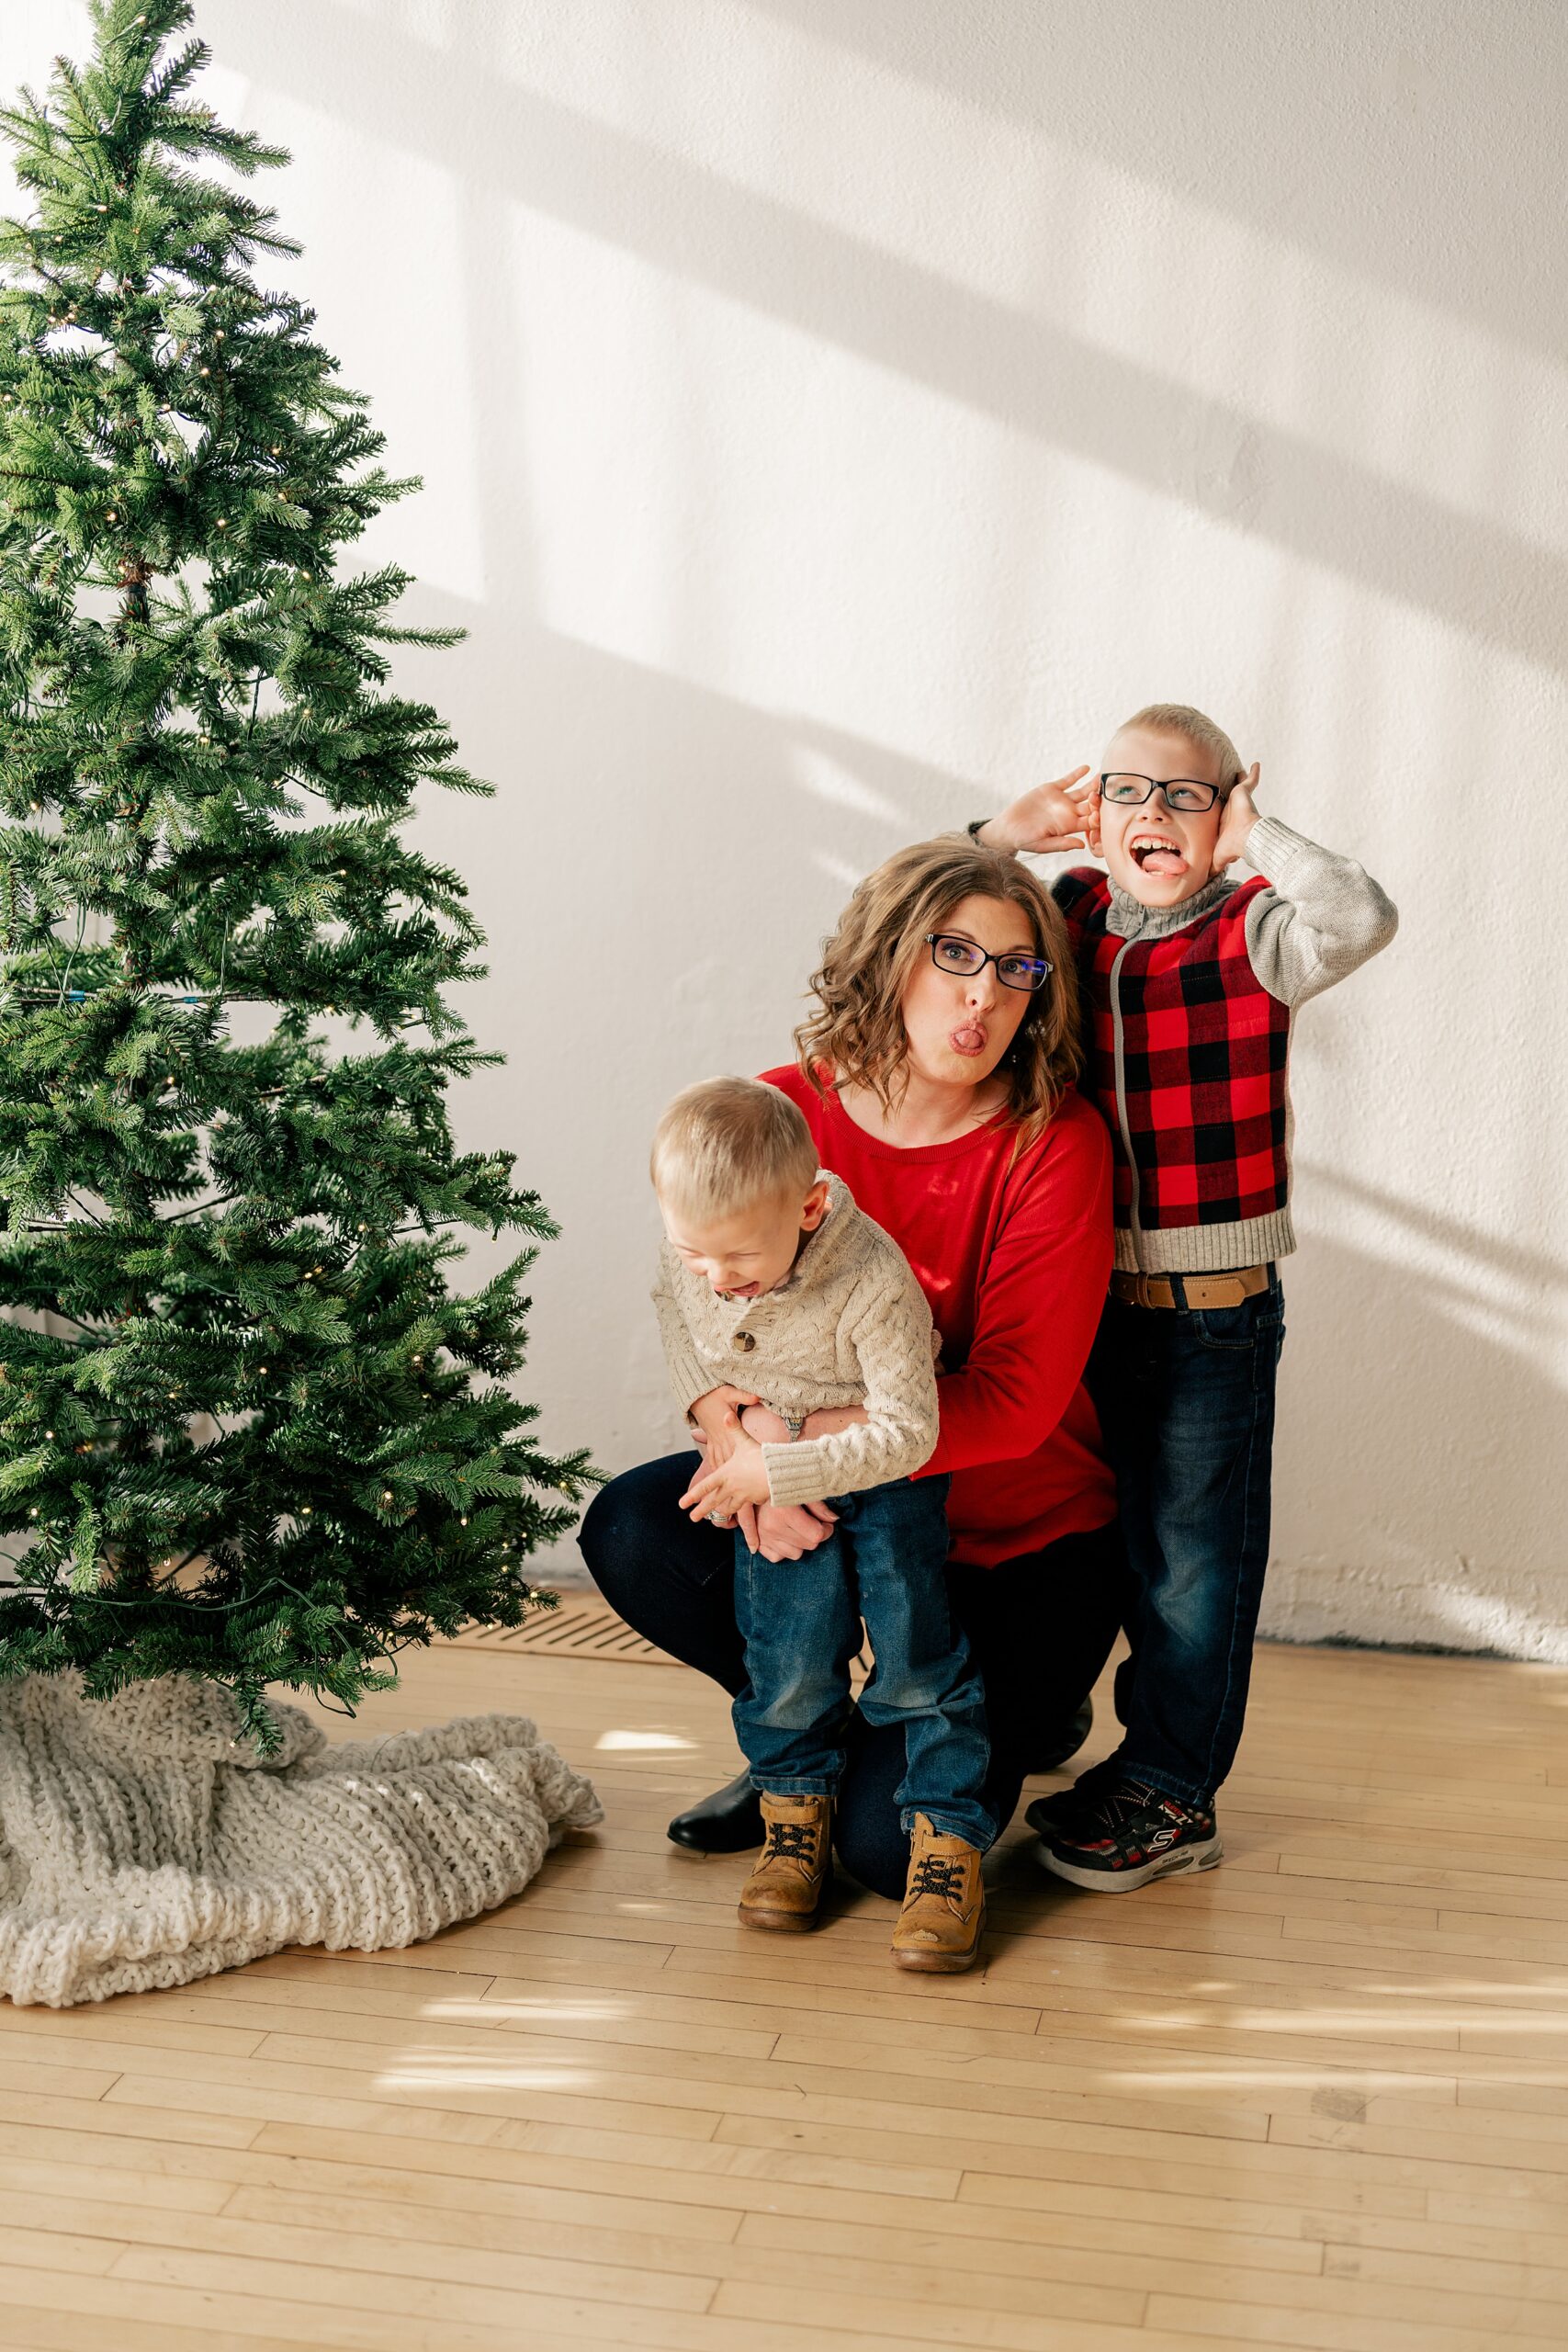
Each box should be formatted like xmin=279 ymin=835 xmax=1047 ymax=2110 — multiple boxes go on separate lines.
xmin=1087 ymin=1275 xmax=1286 ymax=1810
xmin=732 ymin=1472 xmax=996 ymax=1852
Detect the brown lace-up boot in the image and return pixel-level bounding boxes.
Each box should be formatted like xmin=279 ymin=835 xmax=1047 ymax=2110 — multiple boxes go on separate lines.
xmin=891 ymin=1814 xmax=986 ymax=1973
xmin=737 ymin=1792 xmax=831 ymax=1932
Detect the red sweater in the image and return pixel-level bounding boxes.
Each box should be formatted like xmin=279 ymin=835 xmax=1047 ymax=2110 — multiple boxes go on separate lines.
xmin=761 ymin=1066 xmax=1115 ymax=1566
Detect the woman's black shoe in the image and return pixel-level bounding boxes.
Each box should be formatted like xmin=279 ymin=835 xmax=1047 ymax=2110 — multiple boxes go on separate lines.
xmin=667 ymin=1770 xmax=763 ymax=1853
xmin=1027 ymin=1698 xmax=1094 ymax=1776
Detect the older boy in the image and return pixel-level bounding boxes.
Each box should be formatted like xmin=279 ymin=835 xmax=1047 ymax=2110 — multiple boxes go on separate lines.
xmin=652 ymin=1077 xmax=994 ymax=1968
xmin=971 ymin=705 xmax=1396 ymax=1890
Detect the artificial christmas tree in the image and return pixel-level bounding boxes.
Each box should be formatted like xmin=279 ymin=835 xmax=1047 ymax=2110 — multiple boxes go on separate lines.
xmin=0 ymin=2 xmax=601 ymax=2001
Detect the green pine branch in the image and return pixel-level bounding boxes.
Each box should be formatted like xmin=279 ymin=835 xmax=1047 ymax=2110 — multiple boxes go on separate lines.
xmin=0 ymin=0 xmax=598 ymax=1729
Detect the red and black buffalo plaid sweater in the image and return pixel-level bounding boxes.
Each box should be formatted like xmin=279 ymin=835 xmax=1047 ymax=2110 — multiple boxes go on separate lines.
xmin=1054 ymin=816 xmax=1397 ymax=1277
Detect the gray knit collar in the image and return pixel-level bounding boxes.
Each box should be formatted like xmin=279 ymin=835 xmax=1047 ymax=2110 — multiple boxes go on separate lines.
xmin=1105 ymin=870 xmax=1236 ymax=941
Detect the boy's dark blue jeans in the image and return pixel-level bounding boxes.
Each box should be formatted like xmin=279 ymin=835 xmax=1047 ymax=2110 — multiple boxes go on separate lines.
xmin=1087 ymin=1274 xmax=1286 ymax=1811
xmin=732 ymin=1471 xmax=996 ymax=1852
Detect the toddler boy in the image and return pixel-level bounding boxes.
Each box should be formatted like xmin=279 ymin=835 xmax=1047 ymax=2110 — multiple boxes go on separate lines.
xmin=972 ymin=706 xmax=1397 ymax=1890
xmin=651 ymin=1076 xmax=993 ymax=1969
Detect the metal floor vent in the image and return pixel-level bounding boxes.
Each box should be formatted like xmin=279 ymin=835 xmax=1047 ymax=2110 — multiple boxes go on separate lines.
xmin=453 ymin=1596 xmax=874 ymax=1684
xmin=451 ymin=1597 xmax=679 ymax=1665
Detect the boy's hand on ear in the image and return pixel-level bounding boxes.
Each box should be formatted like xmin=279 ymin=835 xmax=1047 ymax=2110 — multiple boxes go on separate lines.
xmin=1213 ymin=763 xmax=1261 ymax=872
xmin=1083 ymin=775 xmax=1104 ymax=858
xmin=982 ymin=767 xmax=1097 ymax=856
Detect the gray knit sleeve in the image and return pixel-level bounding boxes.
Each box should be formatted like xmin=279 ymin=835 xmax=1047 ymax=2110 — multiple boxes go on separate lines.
xmin=1241 ymin=815 xmax=1398 ymax=1008
xmin=761 ymin=1257 xmax=940 ymax=1508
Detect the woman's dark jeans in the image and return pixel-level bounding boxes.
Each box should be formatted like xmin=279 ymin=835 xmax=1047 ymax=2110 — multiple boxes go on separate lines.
xmin=579 ymin=1452 xmax=1122 ymax=1898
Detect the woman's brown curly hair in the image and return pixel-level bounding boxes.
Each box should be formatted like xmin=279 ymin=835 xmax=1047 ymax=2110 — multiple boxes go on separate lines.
xmin=794 ymin=835 xmax=1083 ymax=1153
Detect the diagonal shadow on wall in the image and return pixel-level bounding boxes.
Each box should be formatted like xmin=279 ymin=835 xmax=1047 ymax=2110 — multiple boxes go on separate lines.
xmin=744 ymin=0 xmax=1568 ymax=373
xmin=179 ymin=0 xmax=1562 ymax=1642
xmin=198 ymin=0 xmax=1568 ymax=679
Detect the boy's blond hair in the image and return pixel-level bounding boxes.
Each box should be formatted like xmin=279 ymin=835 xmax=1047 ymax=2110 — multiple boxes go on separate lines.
xmin=1119 ymin=703 xmax=1244 ymax=796
xmin=651 ymin=1077 xmax=819 ymax=1222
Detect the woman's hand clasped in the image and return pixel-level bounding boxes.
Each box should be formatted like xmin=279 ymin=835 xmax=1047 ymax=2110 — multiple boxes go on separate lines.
xmin=679 ymin=1434 xmax=771 ymax=1522
xmin=687 ymin=1383 xmax=761 ymax=1459
xmin=679 ymin=1396 xmax=845 ymax=1558
xmin=684 ymin=1383 xmax=761 ymax=1532
xmin=738 ymin=1403 xmax=841 ymax=1558
xmin=747 ymin=1499 xmax=839 ymax=1559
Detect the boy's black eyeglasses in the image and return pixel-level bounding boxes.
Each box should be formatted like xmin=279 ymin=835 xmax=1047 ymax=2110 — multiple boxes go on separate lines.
xmin=924 ymin=933 xmax=1053 ymax=992
xmin=1100 ymin=772 xmax=1222 ymax=814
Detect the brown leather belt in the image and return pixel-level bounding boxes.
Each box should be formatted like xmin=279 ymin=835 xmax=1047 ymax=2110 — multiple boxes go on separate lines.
xmin=1110 ymin=1264 xmax=1271 ymax=1310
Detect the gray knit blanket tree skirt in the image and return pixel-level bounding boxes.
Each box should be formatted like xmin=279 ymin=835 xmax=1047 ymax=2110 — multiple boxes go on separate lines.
xmin=0 ymin=1673 xmax=603 ymax=2007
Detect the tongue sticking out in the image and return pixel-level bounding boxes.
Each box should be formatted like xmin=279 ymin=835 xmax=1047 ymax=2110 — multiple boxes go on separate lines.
xmin=1135 ymin=842 xmax=1185 ymax=876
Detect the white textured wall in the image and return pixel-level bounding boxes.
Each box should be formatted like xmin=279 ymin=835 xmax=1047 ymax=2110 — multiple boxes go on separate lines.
xmin=5 ymin=2 xmax=1565 ymax=1651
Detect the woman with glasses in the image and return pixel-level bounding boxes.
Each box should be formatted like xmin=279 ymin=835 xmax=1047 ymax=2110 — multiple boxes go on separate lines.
xmin=580 ymin=835 xmax=1121 ymax=1900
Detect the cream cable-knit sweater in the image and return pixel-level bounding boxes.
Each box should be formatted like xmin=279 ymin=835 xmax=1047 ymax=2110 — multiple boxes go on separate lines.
xmin=651 ymin=1174 xmax=939 ymax=1510
xmin=0 ymin=1671 xmax=602 ymax=2007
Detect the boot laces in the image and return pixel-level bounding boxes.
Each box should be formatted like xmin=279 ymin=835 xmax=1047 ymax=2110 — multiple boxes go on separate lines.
xmin=909 ymin=1853 xmax=966 ymax=1902
xmin=763 ymin=1818 xmax=818 ymax=1862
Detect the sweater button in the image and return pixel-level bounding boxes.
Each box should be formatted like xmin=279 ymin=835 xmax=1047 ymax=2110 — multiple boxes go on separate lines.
xmin=732 ymin=1331 xmax=756 ymax=1353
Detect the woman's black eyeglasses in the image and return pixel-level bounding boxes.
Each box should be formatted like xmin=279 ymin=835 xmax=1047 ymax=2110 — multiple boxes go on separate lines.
xmin=1100 ymin=772 xmax=1222 ymax=813
xmin=924 ymin=933 xmax=1053 ymax=992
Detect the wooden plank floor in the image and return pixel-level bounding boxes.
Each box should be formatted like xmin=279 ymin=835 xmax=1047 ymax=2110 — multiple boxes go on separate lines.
xmin=4 ymin=1635 xmax=1568 ymax=2352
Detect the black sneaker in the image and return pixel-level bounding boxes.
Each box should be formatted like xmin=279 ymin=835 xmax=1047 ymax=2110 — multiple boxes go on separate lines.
xmin=1024 ymin=1751 xmax=1125 ymax=1837
xmin=1034 ymin=1777 xmax=1221 ymax=1892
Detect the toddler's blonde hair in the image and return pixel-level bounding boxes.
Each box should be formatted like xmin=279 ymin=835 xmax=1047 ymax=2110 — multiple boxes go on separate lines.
xmin=1119 ymin=703 xmax=1244 ymax=795
xmin=651 ymin=1077 xmax=819 ymax=1222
